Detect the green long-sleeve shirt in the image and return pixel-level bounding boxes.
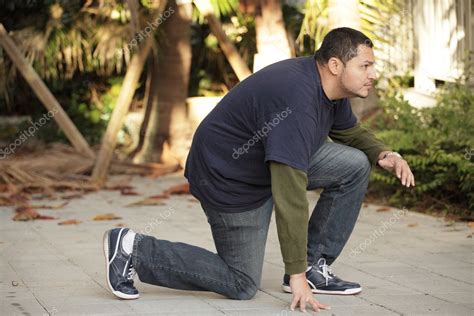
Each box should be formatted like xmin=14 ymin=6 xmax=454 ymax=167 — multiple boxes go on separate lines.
xmin=271 ymin=124 xmax=389 ymax=275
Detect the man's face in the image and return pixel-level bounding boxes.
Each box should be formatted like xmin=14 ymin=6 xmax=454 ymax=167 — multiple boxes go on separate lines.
xmin=339 ymin=45 xmax=376 ymax=98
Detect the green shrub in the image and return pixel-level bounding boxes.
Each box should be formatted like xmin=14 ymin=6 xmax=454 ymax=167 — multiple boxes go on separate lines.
xmin=366 ymin=82 xmax=474 ymax=213
xmin=34 ymin=77 xmax=123 ymax=145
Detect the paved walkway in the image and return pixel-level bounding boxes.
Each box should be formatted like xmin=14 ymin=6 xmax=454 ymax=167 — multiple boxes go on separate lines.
xmin=1 ymin=173 xmax=473 ymax=315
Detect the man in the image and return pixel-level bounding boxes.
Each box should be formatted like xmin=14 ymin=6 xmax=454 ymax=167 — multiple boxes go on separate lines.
xmin=103 ymin=27 xmax=415 ymax=313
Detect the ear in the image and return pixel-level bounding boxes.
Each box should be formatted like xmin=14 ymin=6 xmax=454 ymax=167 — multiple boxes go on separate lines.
xmin=327 ymin=57 xmax=342 ymax=76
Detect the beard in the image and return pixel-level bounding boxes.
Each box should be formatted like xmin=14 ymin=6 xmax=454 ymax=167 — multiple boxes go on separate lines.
xmin=339 ymin=73 xmax=369 ymax=99
xmin=339 ymin=76 xmax=369 ymax=99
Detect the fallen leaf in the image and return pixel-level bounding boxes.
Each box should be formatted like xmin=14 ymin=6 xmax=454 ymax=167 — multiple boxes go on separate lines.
xmin=363 ymin=203 xmax=369 ymax=208
xmin=467 ymin=222 xmax=474 ymax=228
xmin=126 ymin=197 xmax=166 ymax=207
xmin=62 ymin=193 xmax=84 ymax=200
xmin=120 ymin=188 xmax=140 ymax=196
xmin=105 ymin=184 xmax=135 ymax=191
xmin=30 ymin=202 xmax=69 ymax=209
xmin=12 ymin=206 xmax=56 ymax=221
xmin=116 ymin=223 xmax=125 ymax=227
xmin=376 ymin=207 xmax=391 ymax=212
xmin=58 ymin=219 xmax=82 ymax=225
xmin=0 ymin=196 xmax=13 ymax=206
xmin=0 ymin=184 xmax=13 ymax=193
xmin=9 ymin=193 xmax=31 ymax=204
xmin=188 ymin=198 xmax=198 ymax=203
xmin=408 ymin=223 xmax=418 ymax=227
xmin=467 ymin=233 xmax=472 ymax=238
xmin=149 ymin=193 xmax=169 ymax=199
xmin=164 ymin=183 xmax=189 ymax=195
xmin=1 ymin=193 xmax=30 ymax=206
xmin=92 ymin=213 xmax=122 ymax=221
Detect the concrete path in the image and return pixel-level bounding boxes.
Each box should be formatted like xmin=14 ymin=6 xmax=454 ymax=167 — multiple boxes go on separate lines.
xmin=1 ymin=173 xmax=473 ymax=315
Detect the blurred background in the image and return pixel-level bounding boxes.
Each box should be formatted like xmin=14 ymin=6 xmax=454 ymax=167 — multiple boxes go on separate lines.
xmin=0 ymin=0 xmax=472 ymax=218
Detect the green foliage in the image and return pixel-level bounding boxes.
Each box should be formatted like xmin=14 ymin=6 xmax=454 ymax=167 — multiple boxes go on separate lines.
xmin=35 ymin=77 xmax=123 ymax=145
xmin=294 ymin=0 xmax=329 ymax=54
xmin=366 ymin=82 xmax=474 ymax=212
xmin=189 ymin=13 xmax=256 ymax=96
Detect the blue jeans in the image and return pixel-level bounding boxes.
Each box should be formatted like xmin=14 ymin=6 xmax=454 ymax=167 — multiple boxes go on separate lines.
xmin=132 ymin=142 xmax=371 ymax=299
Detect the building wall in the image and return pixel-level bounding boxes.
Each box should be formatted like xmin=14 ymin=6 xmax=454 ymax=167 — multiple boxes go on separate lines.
xmin=413 ymin=0 xmax=473 ymax=93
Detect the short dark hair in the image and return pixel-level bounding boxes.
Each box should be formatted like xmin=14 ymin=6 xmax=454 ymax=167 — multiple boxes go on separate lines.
xmin=314 ymin=27 xmax=373 ymax=65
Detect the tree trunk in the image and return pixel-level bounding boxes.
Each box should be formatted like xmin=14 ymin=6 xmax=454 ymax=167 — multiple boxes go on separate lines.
xmin=253 ymin=0 xmax=292 ymax=71
xmin=150 ymin=0 xmax=193 ymax=166
xmin=194 ymin=0 xmax=252 ymax=81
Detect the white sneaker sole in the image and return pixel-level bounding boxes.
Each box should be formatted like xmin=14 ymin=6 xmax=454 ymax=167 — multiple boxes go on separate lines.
xmin=103 ymin=230 xmax=139 ymax=300
xmin=282 ymin=284 xmax=362 ymax=295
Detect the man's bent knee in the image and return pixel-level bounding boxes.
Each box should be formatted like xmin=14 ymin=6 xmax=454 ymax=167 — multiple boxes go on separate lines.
xmin=349 ymin=149 xmax=371 ymax=175
xmin=231 ymin=284 xmax=258 ymax=300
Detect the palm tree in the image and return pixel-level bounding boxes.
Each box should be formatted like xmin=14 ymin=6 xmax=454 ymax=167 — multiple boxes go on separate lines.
xmin=147 ymin=0 xmax=194 ymax=165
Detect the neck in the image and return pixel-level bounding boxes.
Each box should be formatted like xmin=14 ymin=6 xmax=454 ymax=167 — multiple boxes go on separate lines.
xmin=316 ymin=61 xmax=345 ymax=101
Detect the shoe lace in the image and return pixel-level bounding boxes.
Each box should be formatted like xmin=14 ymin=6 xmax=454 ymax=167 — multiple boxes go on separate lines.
xmin=126 ymin=261 xmax=137 ymax=282
xmin=316 ymin=258 xmax=335 ymax=286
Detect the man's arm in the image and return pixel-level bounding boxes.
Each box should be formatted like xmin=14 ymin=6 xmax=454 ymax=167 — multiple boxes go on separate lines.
xmin=329 ymin=123 xmax=390 ymax=167
xmin=269 ymin=161 xmax=308 ymax=275
xmin=330 ymin=123 xmax=415 ymax=187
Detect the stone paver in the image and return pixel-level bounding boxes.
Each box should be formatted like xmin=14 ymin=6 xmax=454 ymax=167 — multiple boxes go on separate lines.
xmin=1 ymin=172 xmax=473 ymax=315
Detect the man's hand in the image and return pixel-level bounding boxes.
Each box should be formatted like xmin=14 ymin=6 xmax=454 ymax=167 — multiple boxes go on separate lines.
xmin=290 ymin=272 xmax=330 ymax=313
xmin=377 ymin=152 xmax=415 ymax=187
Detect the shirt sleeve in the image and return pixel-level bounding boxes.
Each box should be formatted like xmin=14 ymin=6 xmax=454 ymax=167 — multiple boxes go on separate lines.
xmin=270 ymin=161 xmax=308 ymax=275
xmin=329 ymin=123 xmax=391 ymax=166
xmin=332 ymin=99 xmax=357 ymax=130
xmin=263 ymin=109 xmax=316 ymax=172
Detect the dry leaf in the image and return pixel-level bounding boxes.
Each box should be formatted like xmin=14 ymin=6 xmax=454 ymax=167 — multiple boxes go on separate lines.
xmin=116 ymin=223 xmax=125 ymax=227
xmin=149 ymin=194 xmax=169 ymax=199
xmin=2 ymin=193 xmax=30 ymax=206
xmin=62 ymin=193 xmax=84 ymax=200
xmin=30 ymin=202 xmax=69 ymax=209
xmin=164 ymin=183 xmax=189 ymax=195
xmin=12 ymin=206 xmax=56 ymax=221
xmin=126 ymin=197 xmax=166 ymax=207
xmin=0 ymin=184 xmax=14 ymax=193
xmin=0 ymin=196 xmax=13 ymax=206
xmin=9 ymin=193 xmax=31 ymax=204
xmin=376 ymin=207 xmax=391 ymax=212
xmin=408 ymin=223 xmax=418 ymax=227
xmin=467 ymin=222 xmax=474 ymax=228
xmin=105 ymin=184 xmax=134 ymax=191
xmin=363 ymin=203 xmax=369 ymax=208
xmin=92 ymin=213 xmax=122 ymax=221
xmin=120 ymin=188 xmax=140 ymax=196
xmin=58 ymin=219 xmax=82 ymax=225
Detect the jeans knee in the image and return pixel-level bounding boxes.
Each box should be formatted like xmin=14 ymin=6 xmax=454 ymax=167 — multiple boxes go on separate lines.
xmin=351 ymin=150 xmax=371 ymax=177
xmin=229 ymin=276 xmax=258 ymax=300
xmin=232 ymin=284 xmax=257 ymax=300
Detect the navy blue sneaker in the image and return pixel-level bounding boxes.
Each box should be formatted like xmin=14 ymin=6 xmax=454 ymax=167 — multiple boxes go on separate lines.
xmin=103 ymin=228 xmax=139 ymax=299
xmin=282 ymin=258 xmax=362 ymax=295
